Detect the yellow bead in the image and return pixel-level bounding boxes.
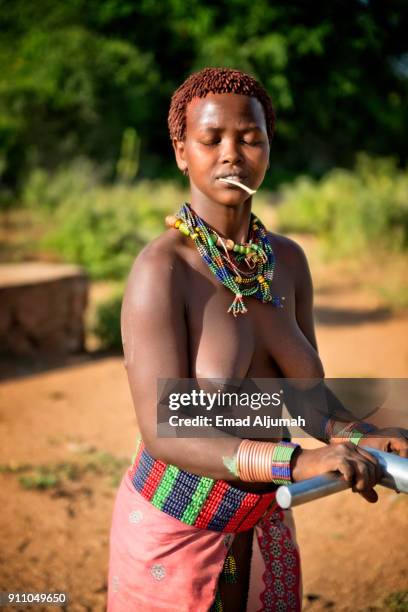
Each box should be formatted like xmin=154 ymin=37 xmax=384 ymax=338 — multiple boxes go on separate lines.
xmin=175 ymin=219 xmax=181 ymax=229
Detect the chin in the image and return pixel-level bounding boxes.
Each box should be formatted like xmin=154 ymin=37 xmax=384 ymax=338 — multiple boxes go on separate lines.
xmin=220 ymin=193 xmax=252 ymax=206
xmin=210 ymin=189 xmax=251 ymax=206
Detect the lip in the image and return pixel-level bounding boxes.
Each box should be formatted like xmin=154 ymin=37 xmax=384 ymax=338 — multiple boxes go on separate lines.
xmin=216 ymin=172 xmax=248 ymax=180
xmin=216 ymin=172 xmax=247 ymax=183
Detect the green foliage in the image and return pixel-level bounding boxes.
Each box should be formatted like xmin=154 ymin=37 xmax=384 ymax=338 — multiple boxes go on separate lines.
xmin=0 ymin=462 xmax=32 ymax=474
xmin=1 ymin=1 xmax=408 ymax=195
xmin=93 ymin=291 xmax=123 ymax=350
xmin=383 ymin=591 xmax=408 ymax=612
xmin=19 ymin=470 xmax=60 ymax=490
xmin=0 ymin=19 xmax=158 ymax=191
xmin=116 ymin=128 xmax=141 ymax=183
xmin=276 ymin=154 xmax=408 ymax=257
xmin=23 ymin=158 xmax=103 ymax=213
xmin=40 ymin=177 xmax=185 ymax=278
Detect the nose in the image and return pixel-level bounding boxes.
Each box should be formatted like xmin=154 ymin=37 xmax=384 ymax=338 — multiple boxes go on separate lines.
xmin=220 ymin=137 xmax=243 ymax=165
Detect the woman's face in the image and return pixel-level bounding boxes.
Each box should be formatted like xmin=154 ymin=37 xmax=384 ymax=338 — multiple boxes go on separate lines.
xmin=173 ymin=93 xmax=270 ymax=206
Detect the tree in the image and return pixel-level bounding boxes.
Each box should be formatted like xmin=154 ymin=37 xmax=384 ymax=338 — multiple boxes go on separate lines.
xmin=1 ymin=0 xmax=407 ymax=194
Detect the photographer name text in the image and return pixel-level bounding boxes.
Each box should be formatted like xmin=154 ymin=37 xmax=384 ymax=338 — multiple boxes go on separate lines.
xmin=167 ymin=415 xmax=306 ymax=428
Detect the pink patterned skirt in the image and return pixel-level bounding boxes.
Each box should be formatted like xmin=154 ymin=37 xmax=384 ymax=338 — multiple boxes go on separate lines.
xmin=107 ymin=468 xmax=302 ymax=611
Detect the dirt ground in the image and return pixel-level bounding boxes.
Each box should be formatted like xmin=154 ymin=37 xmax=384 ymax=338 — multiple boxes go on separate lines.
xmin=0 ymin=252 xmax=407 ymax=612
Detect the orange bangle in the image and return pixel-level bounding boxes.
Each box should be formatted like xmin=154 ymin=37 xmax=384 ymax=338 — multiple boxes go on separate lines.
xmin=236 ymin=439 xmax=275 ymax=482
xmin=236 ymin=439 xmax=299 ymax=484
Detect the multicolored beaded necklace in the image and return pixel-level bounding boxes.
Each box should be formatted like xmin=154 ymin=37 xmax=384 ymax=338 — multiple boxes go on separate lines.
xmin=166 ymin=203 xmax=284 ymax=316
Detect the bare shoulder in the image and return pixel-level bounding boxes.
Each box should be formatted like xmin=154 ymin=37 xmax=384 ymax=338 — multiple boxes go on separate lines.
xmin=124 ymin=229 xmax=188 ymax=307
xmin=131 ymin=229 xmax=186 ymax=274
xmin=267 ymin=231 xmax=310 ymax=271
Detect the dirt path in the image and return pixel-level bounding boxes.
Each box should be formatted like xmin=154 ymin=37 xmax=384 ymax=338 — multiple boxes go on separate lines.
xmin=0 ymin=268 xmax=407 ymax=611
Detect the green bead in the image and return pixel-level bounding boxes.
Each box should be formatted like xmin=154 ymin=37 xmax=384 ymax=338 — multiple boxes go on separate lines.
xmin=245 ymin=247 xmax=250 ymax=254
xmin=233 ymin=244 xmax=240 ymax=252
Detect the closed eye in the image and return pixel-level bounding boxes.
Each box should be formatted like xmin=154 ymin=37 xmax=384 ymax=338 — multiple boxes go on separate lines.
xmin=199 ymin=140 xmax=220 ymax=146
xmin=200 ymin=139 xmax=262 ymax=146
xmin=241 ymin=139 xmax=263 ymax=146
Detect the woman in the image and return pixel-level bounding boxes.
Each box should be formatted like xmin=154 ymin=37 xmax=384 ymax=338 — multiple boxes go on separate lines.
xmin=107 ymin=67 xmax=408 ymax=611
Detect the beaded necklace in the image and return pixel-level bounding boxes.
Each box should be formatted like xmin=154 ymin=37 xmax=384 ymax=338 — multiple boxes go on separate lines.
xmin=166 ymin=203 xmax=284 ymax=316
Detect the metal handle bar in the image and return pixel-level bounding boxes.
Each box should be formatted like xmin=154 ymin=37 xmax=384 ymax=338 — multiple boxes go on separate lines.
xmin=276 ymin=447 xmax=408 ymax=509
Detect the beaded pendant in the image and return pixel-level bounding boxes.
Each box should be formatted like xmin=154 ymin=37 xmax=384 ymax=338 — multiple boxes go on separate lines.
xmin=166 ymin=203 xmax=284 ymax=316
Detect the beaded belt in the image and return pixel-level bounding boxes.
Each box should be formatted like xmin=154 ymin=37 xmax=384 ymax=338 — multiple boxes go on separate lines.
xmin=129 ymin=437 xmax=278 ymax=533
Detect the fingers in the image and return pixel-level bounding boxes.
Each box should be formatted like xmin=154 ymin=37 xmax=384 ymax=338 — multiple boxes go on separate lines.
xmin=390 ymin=436 xmax=408 ymax=458
xmin=336 ymin=443 xmax=381 ymax=501
xmin=356 ymin=488 xmax=379 ymax=504
xmin=338 ymin=456 xmax=354 ymax=484
xmin=336 ymin=443 xmax=356 ymax=483
xmin=352 ymin=451 xmax=378 ymax=492
xmin=355 ymin=446 xmax=383 ymax=483
xmin=359 ymin=435 xmax=388 ymax=452
xmin=362 ymin=427 xmax=408 ymax=458
xmin=326 ymin=442 xmax=384 ymax=503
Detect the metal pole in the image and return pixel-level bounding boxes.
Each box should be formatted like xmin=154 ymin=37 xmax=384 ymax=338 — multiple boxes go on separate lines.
xmin=276 ymin=447 xmax=408 ymax=509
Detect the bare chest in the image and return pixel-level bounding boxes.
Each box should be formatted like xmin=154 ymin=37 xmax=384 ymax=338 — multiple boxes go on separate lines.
xmin=183 ymin=251 xmax=323 ymax=380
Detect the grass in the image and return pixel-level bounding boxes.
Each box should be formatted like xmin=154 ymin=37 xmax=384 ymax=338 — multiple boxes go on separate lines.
xmin=0 ymin=449 xmax=130 ymax=491
xmin=382 ymin=591 xmax=408 ymax=612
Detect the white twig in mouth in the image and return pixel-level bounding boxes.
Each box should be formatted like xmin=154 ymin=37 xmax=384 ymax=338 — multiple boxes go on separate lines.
xmin=218 ymin=178 xmax=257 ymax=195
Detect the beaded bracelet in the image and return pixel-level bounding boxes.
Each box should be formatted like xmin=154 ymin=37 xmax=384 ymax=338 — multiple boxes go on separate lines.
xmin=337 ymin=422 xmax=378 ymax=446
xmin=323 ymin=417 xmax=377 ymax=445
xmin=271 ymin=442 xmax=300 ymax=484
xmin=344 ymin=430 xmax=364 ymax=446
xmin=236 ymin=439 xmax=300 ymax=485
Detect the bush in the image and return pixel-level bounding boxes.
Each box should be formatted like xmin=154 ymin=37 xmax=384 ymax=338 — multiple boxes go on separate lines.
xmin=276 ymin=154 xmax=408 ymax=257
xmin=22 ymin=159 xmax=104 ymax=213
xmin=383 ymin=591 xmax=408 ymax=612
xmin=41 ymin=179 xmax=187 ymax=279
xmin=93 ymin=291 xmax=123 ymax=350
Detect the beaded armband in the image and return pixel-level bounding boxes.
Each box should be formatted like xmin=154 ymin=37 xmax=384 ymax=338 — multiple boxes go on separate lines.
xmin=271 ymin=442 xmax=300 ymax=484
xmin=323 ymin=417 xmax=377 ymax=446
xmin=346 ymin=430 xmax=364 ymax=446
xmin=236 ymin=439 xmax=300 ymax=485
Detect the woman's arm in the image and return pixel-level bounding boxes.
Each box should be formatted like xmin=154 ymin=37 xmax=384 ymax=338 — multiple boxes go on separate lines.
xmin=121 ymin=239 xmax=242 ymax=480
xmin=274 ymin=240 xmax=358 ymax=436
xmin=292 ymin=239 xmax=408 ymax=456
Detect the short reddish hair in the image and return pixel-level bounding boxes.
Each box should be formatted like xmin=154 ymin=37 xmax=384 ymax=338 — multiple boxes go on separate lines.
xmin=168 ymin=67 xmax=276 ymax=143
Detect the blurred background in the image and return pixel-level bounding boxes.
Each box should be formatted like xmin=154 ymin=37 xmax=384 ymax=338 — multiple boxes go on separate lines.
xmin=0 ymin=1 xmax=407 ymax=610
